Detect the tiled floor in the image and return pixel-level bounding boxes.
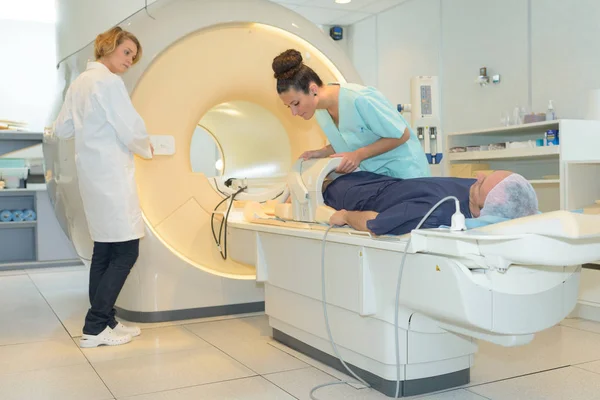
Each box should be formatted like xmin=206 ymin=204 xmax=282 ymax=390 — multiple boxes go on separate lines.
xmin=2 ymin=265 xmax=600 ymax=399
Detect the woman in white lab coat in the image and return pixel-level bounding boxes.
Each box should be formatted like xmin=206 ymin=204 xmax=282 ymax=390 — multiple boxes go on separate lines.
xmin=54 ymin=26 xmax=153 ymax=348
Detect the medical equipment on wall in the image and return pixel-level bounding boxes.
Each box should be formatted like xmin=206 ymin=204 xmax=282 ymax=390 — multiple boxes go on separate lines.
xmin=476 ymin=66 xmax=490 ymax=87
xmin=329 ymin=26 xmax=343 ymax=41
xmin=475 ymin=67 xmax=500 ymax=87
xmin=410 ymin=76 xmax=442 ymax=166
xmin=397 ymin=103 xmax=411 ymax=114
xmin=149 ymin=135 xmax=176 ymax=155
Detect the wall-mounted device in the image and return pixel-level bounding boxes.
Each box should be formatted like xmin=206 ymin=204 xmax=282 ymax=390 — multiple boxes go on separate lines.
xmin=476 ymin=66 xmax=490 ymax=86
xmin=475 ymin=67 xmax=501 ymax=86
xmin=329 ymin=26 xmax=343 ymax=41
xmin=397 ymin=103 xmax=411 ymax=114
xmin=410 ymin=75 xmax=442 ymax=165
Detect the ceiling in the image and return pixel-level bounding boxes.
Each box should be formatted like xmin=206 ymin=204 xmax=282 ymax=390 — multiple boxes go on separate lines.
xmin=269 ymin=0 xmax=409 ymax=26
xmin=0 ymin=0 xmax=405 ymax=26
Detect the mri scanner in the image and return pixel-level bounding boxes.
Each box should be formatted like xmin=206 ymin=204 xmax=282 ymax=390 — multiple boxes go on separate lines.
xmin=45 ymin=0 xmax=358 ymax=322
xmin=43 ymin=0 xmax=600 ymax=397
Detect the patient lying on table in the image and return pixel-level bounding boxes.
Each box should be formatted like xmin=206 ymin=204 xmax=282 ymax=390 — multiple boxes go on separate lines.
xmin=324 ymin=170 xmax=538 ymax=235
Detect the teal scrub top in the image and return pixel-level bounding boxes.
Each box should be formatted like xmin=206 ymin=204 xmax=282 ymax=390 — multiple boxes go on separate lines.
xmin=315 ymin=83 xmax=431 ymax=179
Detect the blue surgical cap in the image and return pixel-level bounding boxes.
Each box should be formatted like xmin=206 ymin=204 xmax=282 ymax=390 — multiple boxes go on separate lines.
xmin=480 ymin=173 xmax=539 ymax=219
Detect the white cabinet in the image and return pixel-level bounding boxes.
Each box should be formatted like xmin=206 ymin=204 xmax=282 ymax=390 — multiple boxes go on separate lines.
xmin=446 ymin=119 xmax=600 ymax=211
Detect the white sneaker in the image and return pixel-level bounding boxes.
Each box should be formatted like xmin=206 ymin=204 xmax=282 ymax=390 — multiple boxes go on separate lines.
xmin=113 ymin=322 xmax=141 ymax=337
xmin=80 ymin=326 xmax=132 ymax=348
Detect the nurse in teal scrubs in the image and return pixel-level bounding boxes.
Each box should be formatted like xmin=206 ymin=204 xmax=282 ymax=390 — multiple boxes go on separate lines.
xmin=272 ymin=49 xmax=430 ymax=178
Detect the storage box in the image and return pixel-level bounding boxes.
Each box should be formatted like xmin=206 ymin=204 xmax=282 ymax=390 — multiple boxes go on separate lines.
xmin=583 ymin=200 xmax=600 ymax=215
xmin=450 ymin=163 xmax=490 ymax=178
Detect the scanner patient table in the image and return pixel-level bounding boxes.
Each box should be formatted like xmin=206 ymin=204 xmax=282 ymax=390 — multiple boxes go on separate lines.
xmin=226 ymin=159 xmax=600 ymax=397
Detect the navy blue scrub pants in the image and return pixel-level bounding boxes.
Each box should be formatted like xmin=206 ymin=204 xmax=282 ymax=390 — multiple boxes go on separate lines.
xmin=83 ymin=239 xmax=139 ymax=335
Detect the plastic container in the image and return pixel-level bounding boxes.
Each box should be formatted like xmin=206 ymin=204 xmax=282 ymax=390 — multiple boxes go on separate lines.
xmin=524 ymin=113 xmax=547 ymax=124
xmin=546 ymin=100 xmax=556 ymax=121
xmin=22 ymin=209 xmax=37 ymax=221
xmin=11 ymin=210 xmax=24 ymax=222
xmin=3 ymin=176 xmax=20 ymax=189
xmin=0 ymin=210 xmax=11 ymax=222
xmin=546 ymin=129 xmax=559 ymax=146
xmin=489 ymin=143 xmax=507 ymax=151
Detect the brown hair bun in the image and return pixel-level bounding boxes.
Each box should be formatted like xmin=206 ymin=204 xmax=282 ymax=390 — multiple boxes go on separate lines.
xmin=272 ymin=49 xmax=303 ymax=80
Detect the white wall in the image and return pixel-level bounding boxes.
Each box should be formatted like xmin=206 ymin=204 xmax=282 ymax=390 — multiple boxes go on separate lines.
xmin=531 ymin=0 xmax=600 ymax=120
xmin=347 ymin=16 xmax=378 ymax=87
xmin=0 ymin=19 xmax=56 ymax=131
xmin=441 ymin=0 xmax=529 ymax=133
xmin=349 ymin=0 xmax=600 ymax=133
xmin=376 ymin=0 xmax=441 ymax=108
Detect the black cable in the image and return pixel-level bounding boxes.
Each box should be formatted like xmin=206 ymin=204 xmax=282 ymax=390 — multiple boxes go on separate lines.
xmin=213 ymin=177 xmax=229 ymax=197
xmin=211 ymin=186 xmax=246 ymax=260
xmin=211 ymin=196 xmax=229 ymax=246
xmin=220 ymin=188 xmax=240 ymax=260
xmin=145 ymin=0 xmax=156 ymax=20
xmin=211 ymin=198 xmax=227 ymax=257
xmin=220 ymin=186 xmax=246 ymax=260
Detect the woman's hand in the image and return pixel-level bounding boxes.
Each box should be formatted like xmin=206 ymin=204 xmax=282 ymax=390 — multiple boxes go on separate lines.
xmin=330 ymin=150 xmax=364 ymax=173
xmin=329 ymin=210 xmax=347 ymax=227
xmin=299 ymin=149 xmax=323 ymax=160
xmin=299 ymin=145 xmax=335 ymax=160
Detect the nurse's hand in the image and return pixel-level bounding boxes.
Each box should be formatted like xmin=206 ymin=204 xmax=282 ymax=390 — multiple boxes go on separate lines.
xmin=299 ymin=149 xmax=322 ymax=160
xmin=331 ymin=151 xmax=363 ymax=173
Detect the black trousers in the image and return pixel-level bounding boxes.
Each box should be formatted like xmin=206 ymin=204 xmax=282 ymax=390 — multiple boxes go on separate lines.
xmin=83 ymin=239 xmax=140 ymax=335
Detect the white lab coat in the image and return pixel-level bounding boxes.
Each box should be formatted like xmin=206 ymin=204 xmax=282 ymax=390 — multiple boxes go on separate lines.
xmin=54 ymin=61 xmax=152 ymax=243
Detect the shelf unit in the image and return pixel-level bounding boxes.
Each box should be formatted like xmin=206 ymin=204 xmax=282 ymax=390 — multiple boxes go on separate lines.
xmin=447 ymin=120 xmax=559 ymax=137
xmin=0 ymin=189 xmax=38 ymax=264
xmin=446 ymin=119 xmax=600 ymax=212
xmin=0 ymin=221 xmax=37 ymax=229
xmin=0 ymin=130 xmax=44 ymax=161
xmin=0 ymin=131 xmax=44 ymax=141
xmin=528 ymin=179 xmax=560 ymax=185
xmin=1 ymin=131 xmax=81 ymax=271
xmin=448 ymin=146 xmax=559 ymax=162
